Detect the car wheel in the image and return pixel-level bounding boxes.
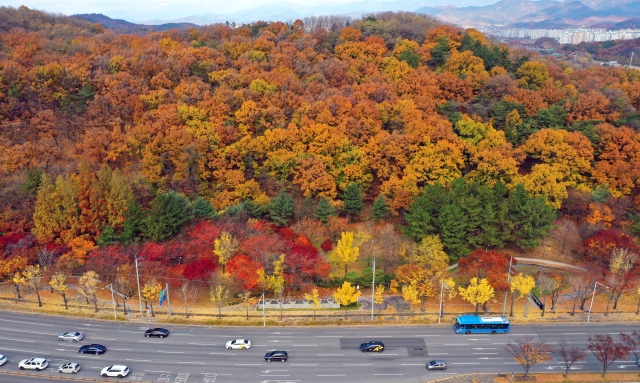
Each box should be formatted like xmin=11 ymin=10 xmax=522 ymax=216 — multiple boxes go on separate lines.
xmin=20 ymin=366 xmax=25 ymax=370
xmin=59 ymin=338 xmax=63 ymax=341
xmin=117 ymin=374 xmax=123 ymax=378
xmin=36 ymin=368 xmax=41 ymax=371
xmin=72 ymin=371 xmax=77 ymax=374
xmin=146 ymin=334 xmax=150 ymax=337
xmin=227 ymin=346 xmax=232 ymax=350
xmin=267 ymin=359 xmax=271 ymax=362
xmin=491 ymin=330 xmax=497 ymax=334
xmin=73 ymin=339 xmax=77 ymax=342
xmin=102 ymin=373 xmax=108 ymax=377
xmin=444 ymin=367 xmax=447 ymax=370
xmin=162 ymin=335 xmax=165 ymax=338
xmin=281 ymin=359 xmax=286 ymax=362
xmin=465 ymin=330 xmax=471 ymax=334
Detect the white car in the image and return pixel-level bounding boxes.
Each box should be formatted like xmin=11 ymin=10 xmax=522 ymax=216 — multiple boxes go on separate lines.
xmin=101 ymin=365 xmax=129 ymax=378
xmin=0 ymin=354 xmax=7 ymax=366
xmin=226 ymin=339 xmax=251 ymax=350
xmin=58 ymin=362 xmax=81 ymax=374
xmin=19 ymin=358 xmax=49 ymax=371
xmin=59 ymin=331 xmax=84 ymax=342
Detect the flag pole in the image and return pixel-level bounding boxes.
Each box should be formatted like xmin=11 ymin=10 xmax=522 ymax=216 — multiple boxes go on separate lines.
xmin=166 ymin=283 xmax=172 ymax=317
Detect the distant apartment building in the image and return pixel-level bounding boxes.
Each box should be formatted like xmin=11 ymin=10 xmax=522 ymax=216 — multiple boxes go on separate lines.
xmin=490 ymin=28 xmax=640 ymax=44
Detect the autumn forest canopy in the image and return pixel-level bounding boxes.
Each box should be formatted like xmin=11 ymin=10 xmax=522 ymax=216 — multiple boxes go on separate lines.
xmin=1 ymin=6 xmax=640 ymax=295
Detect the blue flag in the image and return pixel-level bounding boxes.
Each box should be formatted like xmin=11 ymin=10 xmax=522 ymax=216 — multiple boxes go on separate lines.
xmin=159 ymin=289 xmax=166 ymax=306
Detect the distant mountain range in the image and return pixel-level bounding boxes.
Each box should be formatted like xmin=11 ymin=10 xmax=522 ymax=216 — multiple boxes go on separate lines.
xmin=73 ymin=13 xmax=197 ymax=32
xmin=77 ymin=0 xmax=640 ymax=30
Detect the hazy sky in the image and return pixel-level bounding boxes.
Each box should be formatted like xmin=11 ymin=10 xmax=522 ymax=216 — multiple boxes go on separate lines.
xmin=5 ymin=0 xmax=356 ymax=21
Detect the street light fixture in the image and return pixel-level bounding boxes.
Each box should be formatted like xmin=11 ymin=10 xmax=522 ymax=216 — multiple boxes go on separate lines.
xmin=103 ymin=284 xmax=117 ymax=320
xmin=587 ymin=281 xmax=609 ymax=323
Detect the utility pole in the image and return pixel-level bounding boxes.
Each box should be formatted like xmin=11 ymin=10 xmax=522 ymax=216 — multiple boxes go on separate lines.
xmin=371 ymin=240 xmax=375 ymax=321
xmin=166 ymin=283 xmax=172 ymax=317
xmin=439 ymin=280 xmax=444 ymax=324
xmin=501 ymin=254 xmax=513 ymax=316
xmin=135 ymin=256 xmax=144 ymax=317
xmin=630 ymin=52 xmax=635 ymax=67
xmin=104 ymin=284 xmax=117 ymax=320
xmin=262 ymin=291 xmax=266 ymax=327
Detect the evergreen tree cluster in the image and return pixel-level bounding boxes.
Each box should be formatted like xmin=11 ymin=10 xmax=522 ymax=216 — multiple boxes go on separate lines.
xmin=402 ymin=179 xmax=556 ymax=261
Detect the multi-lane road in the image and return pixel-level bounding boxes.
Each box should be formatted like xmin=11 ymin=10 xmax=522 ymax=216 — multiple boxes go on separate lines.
xmin=0 ymin=310 xmax=637 ymax=383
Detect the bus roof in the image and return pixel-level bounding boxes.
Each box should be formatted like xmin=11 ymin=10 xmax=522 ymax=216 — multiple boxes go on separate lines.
xmin=456 ymin=315 xmax=509 ymax=324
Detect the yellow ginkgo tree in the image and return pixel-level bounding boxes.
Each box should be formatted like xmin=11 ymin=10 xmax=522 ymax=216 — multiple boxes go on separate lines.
xmin=509 ymin=273 xmax=536 ymax=317
xmin=459 ymin=278 xmax=495 ymax=314
xmin=331 ymin=232 xmax=360 ymax=276
xmin=214 ymin=231 xmax=239 ymax=273
xmin=334 ymin=282 xmax=361 ymax=320
xmin=142 ymin=278 xmax=163 ymax=317
xmin=305 ymin=288 xmax=322 ymax=320
xmin=49 ymin=272 xmax=69 ymax=310
xmin=258 ymin=254 xmax=286 ymax=319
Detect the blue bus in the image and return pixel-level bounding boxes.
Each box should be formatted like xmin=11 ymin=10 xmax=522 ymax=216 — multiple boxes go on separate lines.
xmin=454 ymin=315 xmax=510 ymax=334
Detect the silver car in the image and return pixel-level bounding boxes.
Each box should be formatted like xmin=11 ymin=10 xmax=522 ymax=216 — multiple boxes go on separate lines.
xmin=58 ymin=331 xmax=84 ymax=342
xmin=58 ymin=362 xmax=81 ymax=374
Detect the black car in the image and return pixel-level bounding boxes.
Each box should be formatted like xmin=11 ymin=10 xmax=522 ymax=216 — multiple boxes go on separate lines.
xmin=144 ymin=328 xmax=169 ymax=338
xmin=79 ymin=344 xmax=106 ymax=355
xmin=360 ymin=341 xmax=384 ymax=352
xmin=427 ymin=360 xmax=447 ymax=370
xmin=264 ymin=351 xmax=288 ymax=362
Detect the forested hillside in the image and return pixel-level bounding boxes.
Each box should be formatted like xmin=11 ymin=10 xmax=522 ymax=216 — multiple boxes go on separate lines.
xmin=1 ymin=7 xmax=640 ymax=300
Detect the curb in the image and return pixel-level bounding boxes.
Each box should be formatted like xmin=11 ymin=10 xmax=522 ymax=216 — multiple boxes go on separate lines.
xmin=0 ymin=370 xmax=151 ymax=382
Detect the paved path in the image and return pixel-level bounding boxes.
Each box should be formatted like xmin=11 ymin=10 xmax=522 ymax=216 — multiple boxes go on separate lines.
xmin=449 ymin=257 xmax=587 ymax=272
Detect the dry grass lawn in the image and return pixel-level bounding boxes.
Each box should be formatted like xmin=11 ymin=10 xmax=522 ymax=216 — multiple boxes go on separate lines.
xmin=495 ymin=373 xmax=640 ymax=382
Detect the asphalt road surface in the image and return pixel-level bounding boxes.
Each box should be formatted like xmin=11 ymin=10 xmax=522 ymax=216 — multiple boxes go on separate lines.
xmin=0 ymin=310 xmax=638 ymax=383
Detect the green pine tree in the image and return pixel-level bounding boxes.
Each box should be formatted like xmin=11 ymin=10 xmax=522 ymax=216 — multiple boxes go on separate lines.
xmin=192 ymin=197 xmax=217 ymax=219
xmin=372 ymin=194 xmax=389 ymax=222
xmin=117 ymin=201 xmax=146 ymax=244
xmin=268 ymin=190 xmax=295 ymax=226
xmin=244 ymin=200 xmax=265 ymax=219
xmin=96 ymin=226 xmax=117 ymax=246
xmin=513 ymin=196 xmax=557 ymax=250
xmin=314 ymin=197 xmax=336 ymax=225
xmin=401 ymin=195 xmax=434 ymax=242
xmin=142 ymin=191 xmax=193 ymax=242
xmin=343 ymin=183 xmax=364 ymax=221
xmin=21 ymin=168 xmax=43 ymax=197
xmin=437 ymin=204 xmax=468 ymax=261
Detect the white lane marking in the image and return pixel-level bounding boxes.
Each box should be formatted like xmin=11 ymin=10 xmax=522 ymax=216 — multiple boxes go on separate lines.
xmin=373 ymin=374 xmax=403 ymax=376
xmin=235 ymin=363 xmax=263 ymax=366
xmin=365 ymin=336 xmax=394 ymax=338
xmin=415 ymin=335 xmax=441 ymax=336
xmin=444 ymin=344 xmax=469 ymax=346
xmin=268 ymin=340 xmax=291 ymax=342
xmin=268 ymin=335 xmax=293 ymax=337
xmin=453 ymin=363 xmax=480 ymax=365
xmin=289 ymin=364 xmax=318 ymax=366
xmin=317 ymin=336 xmax=342 ymax=337
xmin=81 ymin=324 xmax=103 ymax=327
xmin=318 ymin=374 xmax=346 ymax=376
xmin=91 ymin=338 xmax=115 ymax=341
xmin=157 ymin=351 xmax=184 ymax=354
xmin=0 ymin=319 xmax=54 ymax=326
xmin=473 ymin=353 xmax=499 ymax=355
xmin=493 ymin=343 xmax=507 ymax=345
xmin=90 ymin=367 xmax=102 ymax=369
xmin=430 ymin=373 xmax=456 ymax=375
xmin=294 ymin=345 xmax=318 ymax=347
xmin=430 ymin=353 xmax=449 ymax=355
xmin=0 ymin=337 xmax=33 ymax=343
xmin=0 ymin=328 xmax=56 ymax=336
xmin=562 ymin=333 xmax=586 ymax=335
xmin=504 ymin=362 xmax=521 ymax=364
xmin=178 ymin=362 xmax=206 ymax=365
xmin=110 ymin=348 xmax=132 ymax=351
xmin=210 ymin=353 xmax=237 ymax=355
xmin=126 ymin=359 xmax=151 ymax=362
xmin=188 ymin=343 xmax=216 ymax=346
xmin=138 ymin=341 xmax=165 ymax=343
xmin=401 ymin=364 xmax=426 ymax=366
xmin=260 ymin=375 xmax=289 ymax=377
xmin=511 ymin=334 xmax=537 ymax=336
xmin=270 ymin=332 xmax=293 ymax=334
xmin=370 ymin=354 xmax=398 ymax=355
xmin=317 ymin=354 xmax=344 ymax=356
xmin=76 ymin=355 xmax=101 ymax=359
xmin=343 ymin=364 xmax=372 ymax=366
xmin=145 ymin=370 xmax=172 ymax=373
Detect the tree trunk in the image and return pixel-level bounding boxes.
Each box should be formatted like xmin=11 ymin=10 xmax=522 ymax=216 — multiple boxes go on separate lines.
xmin=14 ymin=284 xmax=21 ymax=299
xmin=475 ymin=303 xmax=479 ymax=314
xmin=34 ymin=285 xmax=42 ymax=307
xmin=421 ymin=297 xmax=425 ymax=312
xmin=524 ymin=366 xmax=529 ymax=378
xmin=150 ymin=301 xmax=154 ymax=317
xmin=571 ymin=295 xmax=578 ymax=316
xmin=313 ymin=309 xmax=316 ymax=321
xmin=62 ymin=292 xmax=68 ymax=310
xmin=85 ymin=294 xmax=89 ymax=304
xmin=344 ymin=264 xmax=348 ymax=277
xmin=510 ymin=293 xmax=515 ymax=317
xmin=185 ymin=300 xmax=189 ymax=318
xmin=564 ymin=368 xmax=569 ymax=378
xmin=605 ymin=292 xmax=612 ymax=316
xmin=344 ymin=306 xmax=348 ymax=320
xmin=93 ymin=294 xmax=98 ymax=312
xmin=483 ymin=301 xmax=488 ymax=312
xmin=246 ymin=304 xmax=249 ymax=321
xmin=218 ymin=303 xmax=222 ymax=319
xmin=542 ymin=295 xmax=546 ymax=317
xmin=602 ymin=366 xmax=607 ymax=378
xmin=122 ymin=297 xmax=127 ymax=315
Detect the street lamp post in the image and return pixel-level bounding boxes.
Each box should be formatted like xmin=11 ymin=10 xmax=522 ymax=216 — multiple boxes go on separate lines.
xmin=262 ymin=291 xmax=266 ymax=327
xmin=501 ymin=254 xmax=513 ymax=316
xmin=135 ymin=256 xmax=145 ymax=317
xmin=371 ymin=240 xmax=375 ymax=321
xmin=438 ymin=280 xmax=444 ymax=324
xmin=587 ymin=281 xmax=609 ymax=323
xmin=104 ymin=284 xmax=117 ymax=320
